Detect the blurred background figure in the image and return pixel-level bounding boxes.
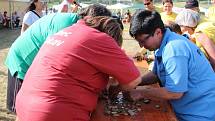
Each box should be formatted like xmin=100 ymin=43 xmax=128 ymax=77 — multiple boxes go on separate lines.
xmin=185 ymin=0 xmax=200 ymax=12
xmin=160 ymin=0 xmax=177 ymax=24
xmin=0 ymin=12 xmax=3 ymax=24
xmin=21 ymin=0 xmax=44 ymax=34
xmin=116 ymin=11 xmax=122 ymax=20
xmin=184 ymin=0 xmax=207 ymax=23
xmin=165 ymin=21 xmax=182 ymax=35
xmin=58 ymin=0 xmax=79 ymax=13
xmin=12 ymin=11 xmax=20 ymax=28
xmin=3 ymin=11 xmax=10 ymax=27
xmin=206 ymin=0 xmax=215 ymax=21
xmin=142 ymin=0 xmax=162 ymax=12
xmin=175 ymin=9 xmax=200 ymax=41
xmin=123 ymin=9 xmax=131 ymax=23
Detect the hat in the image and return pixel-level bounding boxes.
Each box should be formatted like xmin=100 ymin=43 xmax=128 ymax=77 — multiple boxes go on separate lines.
xmin=185 ymin=0 xmax=199 ymax=9
xmin=175 ymin=9 xmax=200 ymax=28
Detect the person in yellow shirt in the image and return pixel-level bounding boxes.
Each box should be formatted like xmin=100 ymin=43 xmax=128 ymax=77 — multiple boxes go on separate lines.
xmin=195 ymin=22 xmax=215 ymax=70
xmin=160 ymin=0 xmax=177 ymax=24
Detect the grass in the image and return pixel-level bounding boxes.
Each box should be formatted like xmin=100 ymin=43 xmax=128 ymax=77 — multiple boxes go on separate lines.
xmin=0 ymin=28 xmax=20 ymax=121
xmin=0 ymin=2 xmax=213 ymax=121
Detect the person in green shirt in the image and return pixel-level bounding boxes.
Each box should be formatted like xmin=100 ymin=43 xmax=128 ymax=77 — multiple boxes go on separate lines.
xmin=5 ymin=4 xmax=112 ymax=113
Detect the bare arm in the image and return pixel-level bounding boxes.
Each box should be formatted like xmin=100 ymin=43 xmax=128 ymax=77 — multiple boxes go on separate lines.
xmin=196 ymin=32 xmax=215 ymax=70
xmin=138 ymin=71 xmax=159 ymax=86
xmin=120 ymin=76 xmax=142 ymax=91
xmin=130 ymin=86 xmax=184 ymax=100
xmin=21 ymin=23 xmax=29 ymax=34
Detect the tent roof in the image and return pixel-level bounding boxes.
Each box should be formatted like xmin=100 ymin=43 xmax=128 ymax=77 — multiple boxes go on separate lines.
xmin=107 ymin=3 xmax=131 ymax=10
xmin=9 ymin=0 xmax=30 ymax=2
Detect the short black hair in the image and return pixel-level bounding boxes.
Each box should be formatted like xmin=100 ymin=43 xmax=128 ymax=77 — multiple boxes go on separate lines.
xmin=129 ymin=10 xmax=165 ymax=38
xmin=162 ymin=0 xmax=173 ymax=5
xmin=79 ymin=4 xmax=112 ymax=18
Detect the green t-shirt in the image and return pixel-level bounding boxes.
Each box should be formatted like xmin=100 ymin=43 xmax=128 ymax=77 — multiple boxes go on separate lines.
xmin=5 ymin=13 xmax=79 ymax=79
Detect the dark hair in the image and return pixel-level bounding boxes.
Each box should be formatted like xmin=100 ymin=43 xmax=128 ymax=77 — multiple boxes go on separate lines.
xmin=112 ymin=15 xmax=124 ymax=30
xmin=162 ymin=0 xmax=173 ymax=5
xmin=129 ymin=10 xmax=165 ymax=38
xmin=26 ymin=0 xmax=38 ymax=12
xmin=79 ymin=4 xmax=112 ymax=18
xmin=85 ymin=16 xmax=123 ymax=46
xmin=185 ymin=0 xmax=199 ymax=8
xmin=164 ymin=21 xmax=182 ymax=34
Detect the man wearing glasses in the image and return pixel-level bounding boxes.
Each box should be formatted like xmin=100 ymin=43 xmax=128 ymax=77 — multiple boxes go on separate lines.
xmin=143 ymin=0 xmax=162 ymax=12
xmin=129 ymin=10 xmax=215 ymax=121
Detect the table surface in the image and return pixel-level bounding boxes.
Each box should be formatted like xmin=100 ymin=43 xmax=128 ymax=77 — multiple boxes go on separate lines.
xmin=90 ymin=60 xmax=178 ymax=121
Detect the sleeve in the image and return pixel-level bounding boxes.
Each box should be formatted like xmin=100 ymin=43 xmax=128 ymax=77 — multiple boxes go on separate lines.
xmin=80 ymin=35 xmax=140 ymax=85
xmin=163 ymin=56 xmax=189 ymax=93
xmin=23 ymin=12 xmax=33 ymax=26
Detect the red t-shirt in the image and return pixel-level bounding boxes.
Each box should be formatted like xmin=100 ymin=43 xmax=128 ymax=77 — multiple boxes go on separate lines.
xmin=16 ymin=20 xmax=140 ymax=121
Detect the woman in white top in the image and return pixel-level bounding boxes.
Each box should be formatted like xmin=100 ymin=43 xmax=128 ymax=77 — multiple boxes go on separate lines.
xmin=21 ymin=0 xmax=44 ymax=34
xmin=58 ymin=0 xmax=78 ymax=13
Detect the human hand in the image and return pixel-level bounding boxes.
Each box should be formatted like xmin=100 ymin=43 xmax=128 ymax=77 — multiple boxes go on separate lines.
xmin=129 ymin=89 xmax=144 ymax=101
xmin=108 ymin=85 xmax=121 ymax=100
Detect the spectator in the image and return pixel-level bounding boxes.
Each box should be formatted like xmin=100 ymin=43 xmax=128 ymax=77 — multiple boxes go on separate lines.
xmin=142 ymin=0 xmax=162 ymax=12
xmin=12 ymin=11 xmax=20 ymax=28
xmin=124 ymin=10 xmax=132 ymax=23
xmin=160 ymin=0 xmax=177 ymax=24
xmin=3 ymin=11 xmax=10 ymax=27
xmin=58 ymin=0 xmax=78 ymax=13
xmin=0 ymin=12 xmax=3 ymax=24
xmin=21 ymin=0 xmax=44 ymax=34
xmin=184 ymin=0 xmax=207 ymax=23
xmin=206 ymin=0 xmax=215 ymax=21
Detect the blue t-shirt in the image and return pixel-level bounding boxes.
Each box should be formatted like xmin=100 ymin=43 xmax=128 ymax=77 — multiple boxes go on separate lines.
xmin=153 ymin=29 xmax=215 ymax=121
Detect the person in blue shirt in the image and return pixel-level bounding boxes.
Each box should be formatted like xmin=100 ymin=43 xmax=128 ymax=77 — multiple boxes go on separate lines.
xmin=129 ymin=10 xmax=215 ymax=121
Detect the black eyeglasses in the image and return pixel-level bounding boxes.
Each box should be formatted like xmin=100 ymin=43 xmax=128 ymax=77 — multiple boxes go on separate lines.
xmin=144 ymin=2 xmax=151 ymax=6
xmin=136 ymin=33 xmax=152 ymax=46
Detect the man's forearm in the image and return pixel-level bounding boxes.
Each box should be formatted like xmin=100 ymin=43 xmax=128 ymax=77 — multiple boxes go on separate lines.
xmin=140 ymin=87 xmax=183 ymax=100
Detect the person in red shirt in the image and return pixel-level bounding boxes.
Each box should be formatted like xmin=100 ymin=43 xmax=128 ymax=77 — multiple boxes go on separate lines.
xmin=15 ymin=16 xmax=141 ymax=121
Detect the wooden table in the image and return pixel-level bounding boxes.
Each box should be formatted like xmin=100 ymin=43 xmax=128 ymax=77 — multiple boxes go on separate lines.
xmin=90 ymin=60 xmax=178 ymax=121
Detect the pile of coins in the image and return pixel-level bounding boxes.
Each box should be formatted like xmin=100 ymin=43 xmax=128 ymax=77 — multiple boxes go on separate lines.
xmin=104 ymin=92 xmax=151 ymax=116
